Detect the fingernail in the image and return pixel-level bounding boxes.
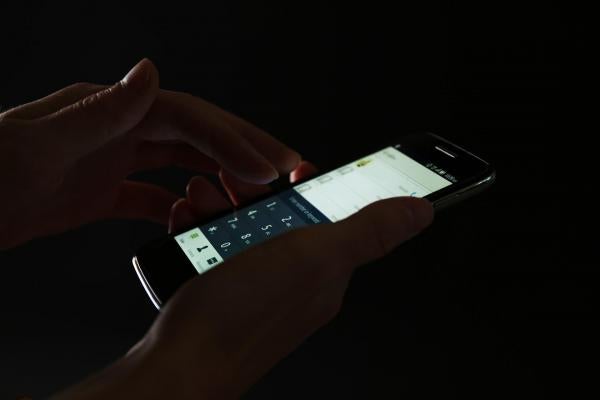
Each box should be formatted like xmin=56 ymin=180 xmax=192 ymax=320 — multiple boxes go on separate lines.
xmin=263 ymin=165 xmax=279 ymax=183
xmin=406 ymin=198 xmax=434 ymax=231
xmin=122 ymin=58 xmax=152 ymax=93
xmin=168 ymin=199 xmax=196 ymax=233
xmin=250 ymin=166 xmax=279 ymax=185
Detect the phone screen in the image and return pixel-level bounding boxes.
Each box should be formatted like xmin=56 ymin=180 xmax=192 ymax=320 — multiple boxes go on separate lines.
xmin=174 ymin=145 xmax=453 ymax=274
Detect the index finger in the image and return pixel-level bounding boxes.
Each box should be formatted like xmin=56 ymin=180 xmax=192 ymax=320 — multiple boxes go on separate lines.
xmin=130 ymin=90 xmax=301 ymax=184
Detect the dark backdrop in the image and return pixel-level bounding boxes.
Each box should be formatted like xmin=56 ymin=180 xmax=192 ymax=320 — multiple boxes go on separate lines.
xmin=1 ymin=2 xmax=593 ymax=398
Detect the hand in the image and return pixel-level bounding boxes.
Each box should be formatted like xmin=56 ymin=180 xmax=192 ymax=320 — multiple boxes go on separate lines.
xmin=55 ymin=169 xmax=434 ymax=399
xmin=0 ymin=59 xmax=300 ymax=249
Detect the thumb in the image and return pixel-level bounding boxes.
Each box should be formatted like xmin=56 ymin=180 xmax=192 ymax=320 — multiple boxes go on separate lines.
xmin=42 ymin=58 xmax=159 ymax=157
xmin=227 ymin=197 xmax=434 ymax=290
xmin=324 ymin=197 xmax=434 ymax=270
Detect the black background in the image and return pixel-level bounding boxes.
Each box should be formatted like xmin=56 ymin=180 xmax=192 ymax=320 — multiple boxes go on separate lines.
xmin=0 ymin=1 xmax=594 ymax=398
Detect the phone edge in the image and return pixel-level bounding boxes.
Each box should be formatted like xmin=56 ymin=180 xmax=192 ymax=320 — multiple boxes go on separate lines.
xmin=431 ymin=170 xmax=496 ymax=211
xmin=132 ymin=256 xmax=162 ymax=310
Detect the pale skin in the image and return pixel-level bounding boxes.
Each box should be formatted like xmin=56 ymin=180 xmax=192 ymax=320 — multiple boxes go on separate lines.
xmin=0 ymin=59 xmax=434 ymax=399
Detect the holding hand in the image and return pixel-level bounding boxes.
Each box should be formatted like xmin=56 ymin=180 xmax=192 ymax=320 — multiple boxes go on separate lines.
xmin=56 ymin=170 xmax=433 ymax=399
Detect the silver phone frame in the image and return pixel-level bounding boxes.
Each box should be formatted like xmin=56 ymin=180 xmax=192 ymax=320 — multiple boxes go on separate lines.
xmin=431 ymin=171 xmax=495 ymax=211
xmin=133 ymin=256 xmax=162 ymax=309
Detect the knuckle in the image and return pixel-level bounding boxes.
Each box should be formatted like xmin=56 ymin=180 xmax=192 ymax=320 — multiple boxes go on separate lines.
xmin=79 ymin=85 xmax=120 ymax=131
xmin=79 ymin=88 xmax=103 ymax=108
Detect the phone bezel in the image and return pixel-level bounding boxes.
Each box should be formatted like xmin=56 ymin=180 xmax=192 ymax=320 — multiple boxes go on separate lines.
xmin=133 ymin=132 xmax=495 ymax=308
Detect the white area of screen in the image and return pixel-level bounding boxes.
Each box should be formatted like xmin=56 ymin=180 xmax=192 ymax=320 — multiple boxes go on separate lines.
xmin=292 ymin=146 xmax=451 ymax=222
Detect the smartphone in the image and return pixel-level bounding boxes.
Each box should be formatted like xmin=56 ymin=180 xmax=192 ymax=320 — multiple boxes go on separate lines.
xmin=133 ymin=132 xmax=495 ymax=308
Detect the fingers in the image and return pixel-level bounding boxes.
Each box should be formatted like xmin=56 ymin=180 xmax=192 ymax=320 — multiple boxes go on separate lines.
xmin=290 ymin=161 xmax=318 ymax=183
xmin=110 ymin=176 xmax=229 ymax=230
xmin=219 ymin=161 xmax=318 ymax=206
xmin=0 ymin=82 xmax=105 ymax=120
xmin=169 ymin=199 xmax=196 ymax=234
xmin=4 ymin=59 xmax=301 ymax=189
xmin=128 ymin=90 xmax=298 ymax=184
xmin=40 ymin=58 xmax=159 ymax=159
xmin=219 ymin=169 xmax=271 ymax=207
xmin=224 ymin=110 xmax=301 ymax=174
xmin=168 ymin=159 xmax=317 ymax=235
xmin=186 ymin=176 xmax=231 ymax=218
xmin=110 ymin=180 xmax=179 ymax=224
xmin=169 ymin=176 xmax=231 ymax=233
xmin=132 ymin=141 xmax=220 ymax=175
xmin=169 ymin=160 xmax=313 ymax=232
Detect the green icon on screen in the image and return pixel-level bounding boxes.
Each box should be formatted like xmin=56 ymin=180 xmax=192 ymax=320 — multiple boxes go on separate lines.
xmin=190 ymin=232 xmax=200 ymax=239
